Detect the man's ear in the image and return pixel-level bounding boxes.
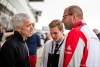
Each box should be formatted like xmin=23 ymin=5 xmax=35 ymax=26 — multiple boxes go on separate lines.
xmin=16 ymin=26 xmax=21 ymax=32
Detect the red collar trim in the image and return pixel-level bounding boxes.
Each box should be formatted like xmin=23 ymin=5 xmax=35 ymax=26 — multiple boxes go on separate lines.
xmin=72 ymin=21 xmax=83 ymax=28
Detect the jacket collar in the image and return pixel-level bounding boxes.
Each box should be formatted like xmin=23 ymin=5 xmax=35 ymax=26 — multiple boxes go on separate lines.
xmin=72 ymin=21 xmax=83 ymax=28
xmin=14 ymin=31 xmax=25 ymax=42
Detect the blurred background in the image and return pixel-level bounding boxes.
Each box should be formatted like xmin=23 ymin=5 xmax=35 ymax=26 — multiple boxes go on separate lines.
xmin=0 ymin=0 xmax=100 ymax=67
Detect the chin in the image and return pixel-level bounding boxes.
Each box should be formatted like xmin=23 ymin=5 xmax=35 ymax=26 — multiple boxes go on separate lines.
xmin=54 ymin=39 xmax=58 ymax=42
xmin=28 ymin=35 xmax=32 ymax=37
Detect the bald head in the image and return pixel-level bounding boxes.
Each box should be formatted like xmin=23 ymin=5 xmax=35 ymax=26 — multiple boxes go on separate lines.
xmin=66 ymin=5 xmax=83 ymax=19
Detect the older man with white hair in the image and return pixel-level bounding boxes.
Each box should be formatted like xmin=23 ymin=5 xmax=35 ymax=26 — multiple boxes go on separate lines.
xmin=0 ymin=13 xmax=33 ymax=67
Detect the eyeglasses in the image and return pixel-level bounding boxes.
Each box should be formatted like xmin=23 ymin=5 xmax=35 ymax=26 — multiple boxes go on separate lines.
xmin=63 ymin=14 xmax=72 ymax=19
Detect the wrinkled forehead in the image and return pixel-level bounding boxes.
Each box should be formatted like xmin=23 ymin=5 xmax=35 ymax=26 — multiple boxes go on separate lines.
xmin=23 ymin=19 xmax=32 ymax=24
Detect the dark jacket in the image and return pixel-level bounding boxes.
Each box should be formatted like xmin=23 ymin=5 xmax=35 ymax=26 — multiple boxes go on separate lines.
xmin=0 ymin=32 xmax=3 ymax=41
xmin=0 ymin=31 xmax=30 ymax=67
xmin=97 ymin=33 xmax=100 ymax=40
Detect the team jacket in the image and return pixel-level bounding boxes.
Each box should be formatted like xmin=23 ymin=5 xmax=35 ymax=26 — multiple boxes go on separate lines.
xmin=63 ymin=21 xmax=100 ymax=67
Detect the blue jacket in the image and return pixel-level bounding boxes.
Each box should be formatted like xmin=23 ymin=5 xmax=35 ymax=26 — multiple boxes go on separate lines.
xmin=26 ymin=33 xmax=42 ymax=55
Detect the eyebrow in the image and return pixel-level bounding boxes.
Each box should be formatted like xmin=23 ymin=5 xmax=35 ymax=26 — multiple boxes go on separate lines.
xmin=63 ymin=14 xmax=72 ymax=17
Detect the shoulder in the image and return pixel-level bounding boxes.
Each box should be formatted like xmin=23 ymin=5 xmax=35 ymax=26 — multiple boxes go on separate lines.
xmin=3 ymin=35 xmax=21 ymax=48
xmin=44 ymin=39 xmax=53 ymax=46
xmin=46 ymin=39 xmax=53 ymax=43
xmin=1 ymin=37 xmax=18 ymax=52
xmin=34 ymin=33 xmax=40 ymax=37
xmin=68 ymin=25 xmax=85 ymax=36
xmin=68 ymin=29 xmax=80 ymax=36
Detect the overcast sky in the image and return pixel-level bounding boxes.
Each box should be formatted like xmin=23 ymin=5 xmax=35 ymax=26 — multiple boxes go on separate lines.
xmin=30 ymin=0 xmax=100 ymax=34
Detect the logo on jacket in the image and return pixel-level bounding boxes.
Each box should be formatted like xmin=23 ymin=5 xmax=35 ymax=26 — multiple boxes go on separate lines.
xmin=67 ymin=45 xmax=71 ymax=50
xmin=65 ymin=45 xmax=72 ymax=54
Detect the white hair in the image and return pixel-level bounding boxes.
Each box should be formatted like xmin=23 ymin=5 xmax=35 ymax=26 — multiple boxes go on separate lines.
xmin=11 ymin=13 xmax=30 ymax=31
